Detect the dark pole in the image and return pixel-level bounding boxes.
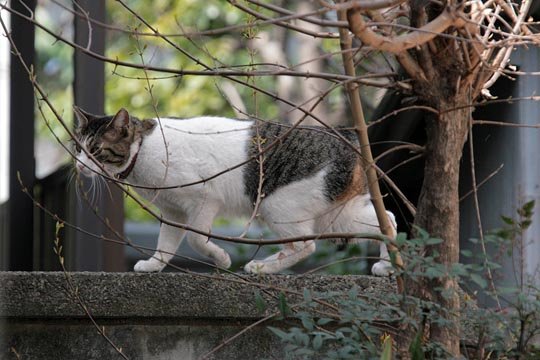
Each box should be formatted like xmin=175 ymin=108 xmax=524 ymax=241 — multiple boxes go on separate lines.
xmin=72 ymin=0 xmax=125 ymax=271
xmin=6 ymin=0 xmax=37 ymax=270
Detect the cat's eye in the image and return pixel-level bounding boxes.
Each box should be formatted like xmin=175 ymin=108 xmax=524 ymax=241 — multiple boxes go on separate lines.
xmin=90 ymin=145 xmax=101 ymax=155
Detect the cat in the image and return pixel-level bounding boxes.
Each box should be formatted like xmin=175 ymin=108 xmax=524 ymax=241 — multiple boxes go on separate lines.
xmin=73 ymin=107 xmax=396 ymax=276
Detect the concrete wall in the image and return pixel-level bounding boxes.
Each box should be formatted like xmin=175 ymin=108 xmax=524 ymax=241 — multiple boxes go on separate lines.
xmin=460 ymin=46 xmax=540 ymax=299
xmin=0 ymin=272 xmax=393 ymax=360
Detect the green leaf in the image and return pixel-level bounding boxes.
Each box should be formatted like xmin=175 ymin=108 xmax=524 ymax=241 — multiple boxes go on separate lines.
xmin=268 ymin=326 xmax=289 ymax=340
xmin=461 ymin=249 xmax=473 ymax=257
xmin=348 ymin=286 xmax=358 ymax=299
xmin=470 ymin=273 xmax=488 ymax=289
xmin=409 ymin=332 xmax=424 ymax=360
xmin=298 ymin=332 xmax=310 ymax=347
xmin=497 ymin=286 xmax=518 ymax=295
xmin=389 ymin=250 xmax=397 ymax=265
xmin=485 ymin=260 xmax=502 ymax=270
xmin=450 ymin=263 xmax=469 ymax=277
xmin=395 ymin=232 xmax=407 ymax=246
xmin=501 ymin=215 xmax=515 ymax=225
xmin=317 ymin=318 xmax=333 ymax=326
xmin=380 ymin=335 xmax=393 ymax=360
xmin=412 ymin=226 xmax=430 ymax=240
xmin=303 ymin=288 xmax=312 ymax=304
xmin=522 ymin=200 xmax=535 ymax=215
xmin=254 ymin=289 xmax=267 ymax=312
xmin=55 ymin=221 xmax=64 ymax=234
xmin=313 ymin=334 xmax=323 ymax=350
xmin=425 ymin=266 xmax=445 ymax=279
xmin=301 ymin=315 xmax=314 ymax=332
xmin=425 ymin=237 xmax=443 ymax=245
xmin=278 ymin=292 xmax=290 ymax=318
xmin=520 ymin=219 xmax=532 ymax=230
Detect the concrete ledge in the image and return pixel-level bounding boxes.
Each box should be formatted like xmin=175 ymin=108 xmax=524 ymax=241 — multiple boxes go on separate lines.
xmin=1 ymin=272 xmax=394 ymax=359
xmin=1 ymin=272 xmax=393 ymax=318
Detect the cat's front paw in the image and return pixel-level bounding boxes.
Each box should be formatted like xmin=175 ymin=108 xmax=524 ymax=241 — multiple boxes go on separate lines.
xmin=134 ymin=259 xmax=166 ymax=272
xmin=244 ymin=260 xmax=267 ymax=274
xmin=214 ymin=251 xmax=232 ymax=269
xmin=371 ymin=261 xmax=394 ymax=277
xmin=244 ymin=259 xmax=282 ymax=274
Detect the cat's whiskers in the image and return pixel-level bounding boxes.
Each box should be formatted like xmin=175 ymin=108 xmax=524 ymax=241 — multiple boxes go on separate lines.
xmin=93 ymin=176 xmax=103 ymax=205
xmin=87 ymin=175 xmax=96 ymax=204
xmin=67 ymin=168 xmax=80 ymax=207
xmin=73 ymin=175 xmax=85 ymax=210
xmin=67 ymin=167 xmax=77 ymax=189
xmin=95 ymin=176 xmax=103 ymax=204
xmin=100 ymin=175 xmax=116 ymax=203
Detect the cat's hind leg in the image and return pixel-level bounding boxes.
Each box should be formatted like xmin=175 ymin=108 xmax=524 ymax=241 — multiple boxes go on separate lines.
xmin=244 ymin=176 xmax=325 ymax=274
xmin=186 ymin=204 xmax=231 ymax=269
xmin=244 ymin=240 xmax=316 ymax=274
xmin=324 ymin=194 xmax=396 ymax=276
xmin=134 ymin=212 xmax=187 ymax=272
xmin=367 ymin=209 xmax=397 ymax=276
xmin=371 ymin=237 xmax=394 ymax=276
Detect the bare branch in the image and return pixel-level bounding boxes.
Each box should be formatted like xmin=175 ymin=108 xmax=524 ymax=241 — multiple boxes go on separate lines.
xmin=228 ymin=0 xmax=340 ymax=38
xmin=347 ymin=5 xmax=463 ymax=54
xmin=338 ymin=9 xmax=404 ymax=292
xmin=322 ymin=0 xmax=408 ymax=11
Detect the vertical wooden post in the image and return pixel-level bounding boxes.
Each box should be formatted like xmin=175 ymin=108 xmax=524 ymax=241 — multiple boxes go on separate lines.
xmin=71 ymin=0 xmax=125 ymax=271
xmin=6 ymin=0 xmax=37 ymax=270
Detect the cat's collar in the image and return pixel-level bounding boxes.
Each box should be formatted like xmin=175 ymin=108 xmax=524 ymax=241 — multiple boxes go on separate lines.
xmin=116 ymin=139 xmax=142 ymax=180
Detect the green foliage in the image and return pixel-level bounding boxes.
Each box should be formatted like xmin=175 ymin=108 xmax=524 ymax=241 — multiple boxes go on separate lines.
xmin=35 ymin=5 xmax=74 ymax=142
xmin=409 ymin=332 xmax=424 ymax=360
xmin=123 ymin=191 xmax=159 ymax=223
xmin=309 ymin=243 xmax=369 ymax=275
xmin=267 ymin=201 xmax=540 ymax=359
xmin=35 ymin=1 xmax=284 ymax=222
xmin=380 ymin=335 xmax=393 ymax=360
xmin=104 ymin=0 xmax=280 ymax=119
xmin=278 ymin=292 xmax=291 ymax=319
xmin=254 ymin=291 xmax=267 ymax=313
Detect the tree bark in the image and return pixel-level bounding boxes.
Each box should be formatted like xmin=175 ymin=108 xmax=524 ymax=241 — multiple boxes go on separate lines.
xmin=413 ymin=94 xmax=471 ymax=356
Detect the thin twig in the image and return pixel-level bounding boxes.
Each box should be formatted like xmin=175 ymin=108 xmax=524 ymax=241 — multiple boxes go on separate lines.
xmin=468 ymin=118 xmax=501 ymax=309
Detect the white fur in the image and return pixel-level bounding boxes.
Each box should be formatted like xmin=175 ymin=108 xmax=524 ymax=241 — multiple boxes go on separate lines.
xmin=77 ymin=117 xmax=395 ymax=276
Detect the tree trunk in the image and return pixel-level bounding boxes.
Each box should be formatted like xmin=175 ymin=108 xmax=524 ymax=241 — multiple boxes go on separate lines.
xmin=413 ymin=94 xmax=471 ymax=356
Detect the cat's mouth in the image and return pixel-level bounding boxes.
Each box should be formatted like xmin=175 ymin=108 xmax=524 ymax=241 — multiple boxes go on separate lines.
xmin=75 ymin=158 xmax=133 ymax=180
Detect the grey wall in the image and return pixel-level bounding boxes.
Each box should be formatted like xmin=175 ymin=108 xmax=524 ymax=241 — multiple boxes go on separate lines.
xmin=0 ymin=272 xmax=394 ymax=360
xmin=460 ymin=46 xmax=540 ymax=296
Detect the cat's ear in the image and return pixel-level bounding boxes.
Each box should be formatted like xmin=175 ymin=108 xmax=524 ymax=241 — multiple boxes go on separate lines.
xmin=112 ymin=108 xmax=130 ymax=130
xmin=73 ymin=106 xmax=98 ymax=128
xmin=142 ymin=119 xmax=157 ymax=133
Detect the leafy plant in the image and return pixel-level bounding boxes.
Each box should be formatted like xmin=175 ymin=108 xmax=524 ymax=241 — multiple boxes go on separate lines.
xmin=268 ymin=201 xmax=540 ymax=359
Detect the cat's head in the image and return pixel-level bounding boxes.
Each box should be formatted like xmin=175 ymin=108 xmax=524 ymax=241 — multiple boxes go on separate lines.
xmin=73 ymin=107 xmax=155 ymax=179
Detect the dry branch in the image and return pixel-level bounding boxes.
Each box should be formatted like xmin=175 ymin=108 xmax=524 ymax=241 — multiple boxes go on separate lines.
xmin=338 ymin=9 xmax=404 ymax=293
xmin=347 ymin=6 xmax=462 ymax=54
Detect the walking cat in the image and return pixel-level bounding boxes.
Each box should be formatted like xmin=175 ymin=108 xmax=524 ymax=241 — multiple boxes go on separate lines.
xmin=74 ymin=107 xmax=396 ymax=276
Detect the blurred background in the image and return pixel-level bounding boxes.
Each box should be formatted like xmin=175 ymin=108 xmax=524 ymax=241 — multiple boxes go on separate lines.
xmin=0 ymin=0 xmax=389 ymax=274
